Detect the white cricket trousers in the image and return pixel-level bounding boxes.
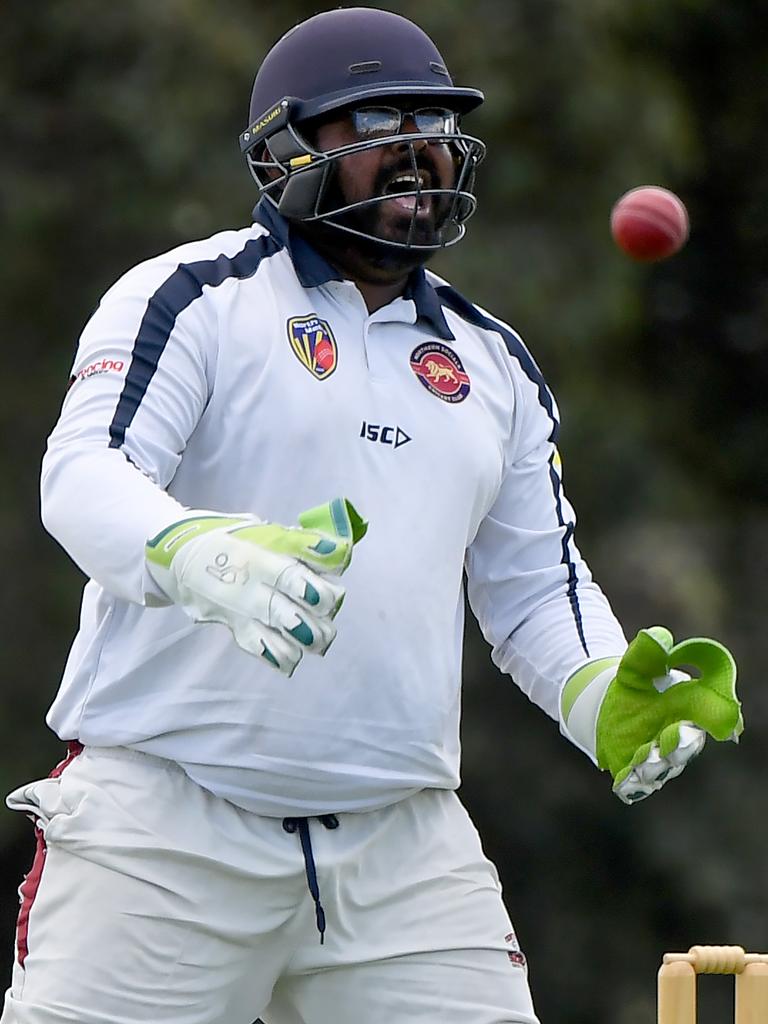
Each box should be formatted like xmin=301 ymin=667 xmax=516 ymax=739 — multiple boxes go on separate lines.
xmin=1 ymin=745 xmax=539 ymax=1024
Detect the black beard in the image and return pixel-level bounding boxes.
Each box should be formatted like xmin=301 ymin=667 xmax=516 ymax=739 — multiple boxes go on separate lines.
xmin=297 ymin=155 xmax=454 ymax=277
xmin=296 ymin=216 xmax=433 ymax=281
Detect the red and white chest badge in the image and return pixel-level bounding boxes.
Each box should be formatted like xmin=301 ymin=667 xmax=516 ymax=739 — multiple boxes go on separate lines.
xmin=409 ymin=342 xmax=470 ymax=403
xmin=287 ymin=315 xmax=338 ymax=380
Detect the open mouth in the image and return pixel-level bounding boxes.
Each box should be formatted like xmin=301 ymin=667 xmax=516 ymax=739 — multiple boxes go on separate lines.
xmin=381 ymin=170 xmax=433 ymax=216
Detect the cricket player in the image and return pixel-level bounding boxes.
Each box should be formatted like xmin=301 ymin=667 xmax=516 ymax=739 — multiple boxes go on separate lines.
xmin=2 ymin=8 xmax=742 ymax=1024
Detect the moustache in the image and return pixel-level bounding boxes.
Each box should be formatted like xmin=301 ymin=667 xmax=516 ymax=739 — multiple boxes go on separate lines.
xmin=374 ymin=156 xmax=437 ymax=196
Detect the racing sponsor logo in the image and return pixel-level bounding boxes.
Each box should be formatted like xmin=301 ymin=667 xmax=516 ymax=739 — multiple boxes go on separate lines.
xmin=409 ymin=342 xmax=470 ymax=403
xmin=67 ymin=358 xmax=126 ymax=390
xmin=287 ymin=315 xmax=338 ymax=381
xmin=505 ymin=930 xmax=527 ymax=968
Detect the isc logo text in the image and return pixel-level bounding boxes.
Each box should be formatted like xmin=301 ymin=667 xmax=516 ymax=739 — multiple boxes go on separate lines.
xmin=359 ymin=421 xmax=411 ymax=449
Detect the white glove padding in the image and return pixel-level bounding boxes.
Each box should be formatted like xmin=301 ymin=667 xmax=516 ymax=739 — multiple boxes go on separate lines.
xmin=145 ymin=498 xmax=367 ymax=677
xmin=612 ymin=722 xmax=706 ymax=804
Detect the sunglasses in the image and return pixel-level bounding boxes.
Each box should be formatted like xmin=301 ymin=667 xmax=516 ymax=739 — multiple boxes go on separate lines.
xmin=350 ymin=106 xmax=459 ymax=140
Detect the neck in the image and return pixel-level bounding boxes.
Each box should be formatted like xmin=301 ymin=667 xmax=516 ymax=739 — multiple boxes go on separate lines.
xmin=354 ymin=277 xmax=409 ymax=313
xmin=297 ymin=224 xmax=426 ymax=313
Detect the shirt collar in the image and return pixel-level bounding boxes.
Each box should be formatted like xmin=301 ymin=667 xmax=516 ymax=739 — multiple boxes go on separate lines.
xmin=403 ymin=268 xmax=455 ymax=341
xmin=253 ymin=200 xmax=342 ymax=289
xmin=252 ymin=200 xmax=455 ymax=341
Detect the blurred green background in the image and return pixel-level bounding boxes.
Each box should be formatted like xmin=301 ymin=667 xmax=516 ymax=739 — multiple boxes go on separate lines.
xmin=1 ymin=2 xmax=767 ymax=1022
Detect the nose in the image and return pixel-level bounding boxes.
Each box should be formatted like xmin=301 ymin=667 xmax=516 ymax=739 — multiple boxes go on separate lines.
xmin=395 ymin=113 xmax=429 ymax=152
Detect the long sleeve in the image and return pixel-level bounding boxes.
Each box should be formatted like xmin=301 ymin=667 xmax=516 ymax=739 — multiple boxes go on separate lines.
xmin=465 ymin=355 xmax=627 ymax=721
xmin=41 ymin=254 xmax=216 ymax=604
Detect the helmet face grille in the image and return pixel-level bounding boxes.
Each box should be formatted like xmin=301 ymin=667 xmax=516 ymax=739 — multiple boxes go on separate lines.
xmin=245 ymin=124 xmax=486 ymax=252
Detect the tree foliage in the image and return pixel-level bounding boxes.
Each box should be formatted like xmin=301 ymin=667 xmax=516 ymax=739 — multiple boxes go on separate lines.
xmin=2 ymin=3 xmax=767 ymax=1021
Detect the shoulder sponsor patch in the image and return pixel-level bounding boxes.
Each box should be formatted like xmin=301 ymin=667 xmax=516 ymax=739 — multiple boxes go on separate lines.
xmin=287 ymin=315 xmax=338 ymax=381
xmin=67 ymin=357 xmax=126 ymax=391
xmin=505 ymin=930 xmax=527 ymax=969
xmin=409 ymin=342 xmax=470 ymax=403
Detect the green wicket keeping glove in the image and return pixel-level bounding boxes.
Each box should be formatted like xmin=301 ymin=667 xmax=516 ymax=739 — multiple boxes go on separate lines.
xmin=560 ymin=626 xmax=742 ymax=804
xmin=145 ymin=497 xmax=367 ymax=677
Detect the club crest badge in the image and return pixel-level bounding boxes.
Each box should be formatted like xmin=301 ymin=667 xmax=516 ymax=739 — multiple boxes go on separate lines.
xmin=287 ymin=315 xmax=338 ymax=381
xmin=409 ymin=342 xmax=470 ymax=403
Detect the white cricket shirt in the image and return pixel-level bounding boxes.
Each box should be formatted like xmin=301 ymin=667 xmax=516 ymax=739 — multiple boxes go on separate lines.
xmin=42 ymin=201 xmax=627 ymax=815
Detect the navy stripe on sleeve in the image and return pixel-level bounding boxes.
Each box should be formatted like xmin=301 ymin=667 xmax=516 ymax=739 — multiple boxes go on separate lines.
xmin=436 ymin=286 xmax=559 ymax=442
xmin=108 ymin=234 xmax=281 ymax=450
xmin=437 ymin=284 xmax=589 ymax=657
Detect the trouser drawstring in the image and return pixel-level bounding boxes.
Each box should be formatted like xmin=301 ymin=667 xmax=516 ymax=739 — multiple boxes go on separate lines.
xmin=282 ymin=814 xmax=339 ymax=943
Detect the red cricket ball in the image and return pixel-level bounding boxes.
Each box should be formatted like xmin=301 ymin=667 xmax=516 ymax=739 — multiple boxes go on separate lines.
xmin=610 ymin=185 xmax=690 ymax=262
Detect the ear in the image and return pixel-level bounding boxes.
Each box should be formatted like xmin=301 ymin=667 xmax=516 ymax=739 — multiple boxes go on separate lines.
xmin=258 ymin=143 xmax=282 ymax=182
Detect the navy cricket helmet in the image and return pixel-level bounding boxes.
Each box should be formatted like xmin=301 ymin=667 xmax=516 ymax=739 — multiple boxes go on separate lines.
xmin=239 ymin=8 xmax=486 ymax=250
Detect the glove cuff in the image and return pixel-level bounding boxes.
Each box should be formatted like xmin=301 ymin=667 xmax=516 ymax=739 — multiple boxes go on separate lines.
xmin=559 ymin=656 xmax=621 ymax=763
